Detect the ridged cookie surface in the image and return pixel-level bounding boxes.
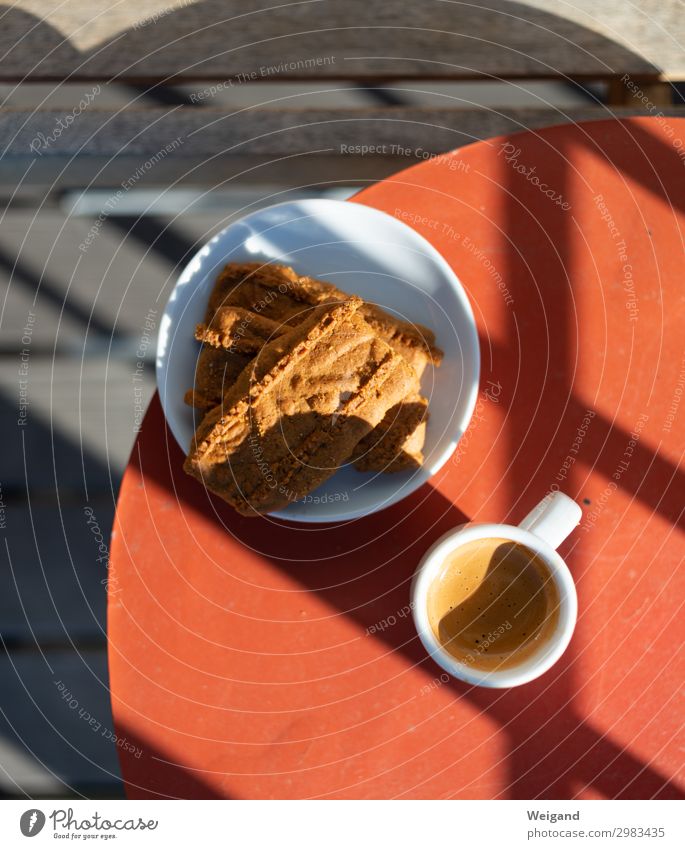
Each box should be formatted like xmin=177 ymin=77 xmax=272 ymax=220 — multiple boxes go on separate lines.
xmin=184 ymin=298 xmax=416 ymax=515
xmin=207 ymin=262 xmax=443 ymax=376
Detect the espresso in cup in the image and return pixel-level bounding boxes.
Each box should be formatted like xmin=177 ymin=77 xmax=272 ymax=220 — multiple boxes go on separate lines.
xmin=426 ymin=537 xmax=560 ymax=672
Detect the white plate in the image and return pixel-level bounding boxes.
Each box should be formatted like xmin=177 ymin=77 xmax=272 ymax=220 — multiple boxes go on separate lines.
xmin=156 ymin=198 xmax=480 ymax=522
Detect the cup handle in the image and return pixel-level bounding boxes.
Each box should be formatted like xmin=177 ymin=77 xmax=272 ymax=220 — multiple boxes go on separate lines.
xmin=518 ymin=492 xmax=582 ymax=550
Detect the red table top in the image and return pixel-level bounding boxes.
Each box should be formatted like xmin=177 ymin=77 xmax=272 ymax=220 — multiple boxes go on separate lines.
xmin=109 ymin=117 xmax=685 ymax=799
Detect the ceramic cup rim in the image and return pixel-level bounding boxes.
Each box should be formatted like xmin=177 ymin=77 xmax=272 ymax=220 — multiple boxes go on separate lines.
xmin=411 ymin=522 xmax=578 ymax=688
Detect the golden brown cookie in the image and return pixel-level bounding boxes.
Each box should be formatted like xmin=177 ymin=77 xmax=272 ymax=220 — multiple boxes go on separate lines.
xmin=353 ymin=394 xmax=429 ymax=473
xmin=206 ymin=262 xmax=443 ymax=376
xmin=201 ymin=264 xmax=439 ymax=470
xmin=183 ymin=345 xmax=252 ymax=413
xmin=195 ymin=306 xmax=285 ymax=354
xmin=184 ymin=298 xmax=416 ymax=516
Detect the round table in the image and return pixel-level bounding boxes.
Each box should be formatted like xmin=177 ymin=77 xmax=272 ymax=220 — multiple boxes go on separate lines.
xmin=109 ymin=118 xmax=685 ymax=799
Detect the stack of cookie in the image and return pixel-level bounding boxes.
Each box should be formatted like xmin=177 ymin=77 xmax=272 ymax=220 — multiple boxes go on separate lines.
xmin=183 ymin=263 xmax=442 ymax=516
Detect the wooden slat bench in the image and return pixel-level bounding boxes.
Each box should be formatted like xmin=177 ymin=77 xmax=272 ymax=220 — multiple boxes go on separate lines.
xmin=0 ymin=0 xmax=683 ymax=188
xmin=3 ymin=103 xmax=685 ymax=189
xmin=1 ymin=0 xmax=683 ymax=84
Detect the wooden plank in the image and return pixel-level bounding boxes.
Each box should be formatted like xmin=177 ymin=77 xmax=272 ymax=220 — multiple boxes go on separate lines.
xmin=1 ymin=502 xmax=112 ymax=643
xmin=0 ymin=650 xmax=123 ymax=796
xmin=4 ymin=105 xmax=685 ymax=162
xmin=608 ymin=78 xmax=675 ymax=107
xmin=0 ymin=356 xmax=156 ymax=490
xmin=0 ymin=152 xmax=398 ymax=189
xmin=1 ymin=0 xmax=683 ymax=83
xmin=3 ymin=105 xmax=684 ymax=188
xmin=0 ymin=211 xmax=173 ymax=350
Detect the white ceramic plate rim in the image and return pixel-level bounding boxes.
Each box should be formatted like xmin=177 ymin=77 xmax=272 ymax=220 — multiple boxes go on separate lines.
xmin=156 ymin=197 xmax=480 ymax=522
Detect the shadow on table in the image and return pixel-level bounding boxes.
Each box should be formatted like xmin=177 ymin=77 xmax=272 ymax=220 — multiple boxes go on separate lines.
xmin=493 ymin=116 xmax=685 ymax=800
xmin=132 ymin=396 xmax=683 ymax=800
xmin=113 ymin=724 xmax=226 ymax=800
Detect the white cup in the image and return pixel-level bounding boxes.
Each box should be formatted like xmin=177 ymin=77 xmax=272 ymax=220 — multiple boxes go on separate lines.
xmin=411 ymin=492 xmax=581 ymax=688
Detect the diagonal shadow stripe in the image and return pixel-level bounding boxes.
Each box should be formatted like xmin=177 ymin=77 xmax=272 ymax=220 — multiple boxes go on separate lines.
xmin=478 ymin=335 xmax=685 ymax=531
xmin=577 ymin=118 xmax=685 ymax=215
xmin=354 ymin=84 xmax=410 ymax=106
xmin=498 ymin=125 xmax=578 ymax=798
xmin=107 ymin=216 xmax=199 ymax=271
xmin=124 ymin=83 xmax=200 ymax=108
xmin=0 ymin=246 xmax=120 ymax=339
xmin=121 ymin=398 xmax=684 ymax=800
xmin=113 ymin=724 xmax=224 ymax=800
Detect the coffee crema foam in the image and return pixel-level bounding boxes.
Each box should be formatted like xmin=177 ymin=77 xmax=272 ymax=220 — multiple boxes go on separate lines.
xmin=427 ymin=538 xmax=560 ymax=672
